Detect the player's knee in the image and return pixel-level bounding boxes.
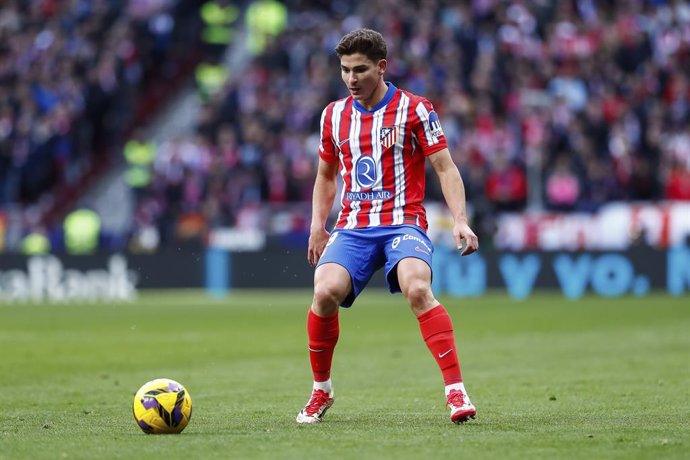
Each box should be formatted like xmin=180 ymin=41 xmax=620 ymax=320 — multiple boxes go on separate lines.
xmin=313 ymin=280 xmax=345 ymax=311
xmin=402 ymin=280 xmax=432 ymax=306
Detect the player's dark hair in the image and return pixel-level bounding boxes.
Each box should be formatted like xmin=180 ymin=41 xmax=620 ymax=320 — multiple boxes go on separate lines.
xmin=335 ymin=28 xmax=387 ymax=62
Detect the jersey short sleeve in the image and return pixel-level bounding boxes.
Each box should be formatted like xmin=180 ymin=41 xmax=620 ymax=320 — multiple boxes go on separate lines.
xmin=318 ymin=104 xmax=338 ymax=163
xmin=411 ymin=98 xmax=448 ymax=156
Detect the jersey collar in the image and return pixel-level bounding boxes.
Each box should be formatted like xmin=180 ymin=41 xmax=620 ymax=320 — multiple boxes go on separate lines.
xmin=352 ymin=81 xmax=397 ymax=114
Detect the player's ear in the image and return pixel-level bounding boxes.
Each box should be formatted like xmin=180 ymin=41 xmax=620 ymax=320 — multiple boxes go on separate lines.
xmin=378 ymin=59 xmax=387 ymax=75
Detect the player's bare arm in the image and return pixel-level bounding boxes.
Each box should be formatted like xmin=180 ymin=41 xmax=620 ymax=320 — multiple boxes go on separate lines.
xmin=428 ymin=148 xmax=479 ymax=256
xmin=308 ymin=158 xmax=339 ymax=266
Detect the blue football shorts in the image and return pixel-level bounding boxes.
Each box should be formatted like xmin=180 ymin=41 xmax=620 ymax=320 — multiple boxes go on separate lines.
xmin=316 ymin=225 xmax=434 ymax=307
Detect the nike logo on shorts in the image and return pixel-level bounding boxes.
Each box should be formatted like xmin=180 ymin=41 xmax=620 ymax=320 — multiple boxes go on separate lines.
xmin=415 ymin=246 xmax=430 ymax=255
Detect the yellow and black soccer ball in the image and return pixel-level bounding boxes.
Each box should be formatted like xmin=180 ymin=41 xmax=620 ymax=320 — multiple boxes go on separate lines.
xmin=133 ymin=378 xmax=192 ymax=434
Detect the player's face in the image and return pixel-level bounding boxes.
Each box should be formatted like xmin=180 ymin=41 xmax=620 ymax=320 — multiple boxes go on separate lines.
xmin=340 ymin=53 xmax=386 ymax=109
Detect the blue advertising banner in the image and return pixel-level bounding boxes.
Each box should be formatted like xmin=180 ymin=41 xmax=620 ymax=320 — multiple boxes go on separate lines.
xmin=0 ymin=246 xmax=688 ymax=301
xmin=431 ymin=245 xmax=690 ymax=299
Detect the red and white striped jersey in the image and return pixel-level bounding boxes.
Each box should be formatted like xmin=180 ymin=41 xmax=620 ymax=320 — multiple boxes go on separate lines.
xmin=318 ymin=82 xmax=447 ymax=231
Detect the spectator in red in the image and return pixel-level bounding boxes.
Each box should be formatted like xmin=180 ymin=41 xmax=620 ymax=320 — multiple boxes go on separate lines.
xmin=485 ymin=150 xmax=527 ymax=211
xmin=665 ymin=159 xmax=690 ymax=200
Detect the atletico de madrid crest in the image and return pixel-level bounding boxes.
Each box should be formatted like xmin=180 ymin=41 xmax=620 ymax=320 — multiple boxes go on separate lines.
xmin=380 ymin=127 xmax=397 ymax=149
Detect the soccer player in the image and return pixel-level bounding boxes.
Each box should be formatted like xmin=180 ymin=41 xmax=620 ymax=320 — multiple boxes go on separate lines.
xmin=296 ymin=29 xmax=479 ymax=425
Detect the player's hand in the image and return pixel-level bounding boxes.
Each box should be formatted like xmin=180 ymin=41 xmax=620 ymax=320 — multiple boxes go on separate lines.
xmin=454 ymin=220 xmax=479 ymax=256
xmin=308 ymin=227 xmax=331 ymax=267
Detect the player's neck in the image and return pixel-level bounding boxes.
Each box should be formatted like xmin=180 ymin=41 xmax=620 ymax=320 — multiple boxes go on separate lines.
xmin=359 ymin=80 xmax=389 ymax=111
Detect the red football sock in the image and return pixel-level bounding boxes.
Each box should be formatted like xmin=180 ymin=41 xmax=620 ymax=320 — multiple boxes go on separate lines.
xmin=307 ymin=309 xmax=339 ymax=382
xmin=417 ymin=304 xmax=463 ymax=385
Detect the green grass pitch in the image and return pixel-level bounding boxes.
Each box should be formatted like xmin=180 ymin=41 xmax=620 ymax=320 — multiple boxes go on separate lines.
xmin=1 ymin=290 xmax=688 ymax=459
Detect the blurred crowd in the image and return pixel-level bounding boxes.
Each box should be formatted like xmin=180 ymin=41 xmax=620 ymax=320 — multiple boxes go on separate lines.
xmin=133 ymin=0 xmax=690 ymax=247
xmin=3 ymin=0 xmax=690 ymax=252
xmin=0 ymin=0 xmax=200 ymax=232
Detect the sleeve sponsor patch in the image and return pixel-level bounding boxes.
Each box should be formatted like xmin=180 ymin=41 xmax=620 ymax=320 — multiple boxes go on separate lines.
xmin=426 ymin=111 xmax=444 ymax=140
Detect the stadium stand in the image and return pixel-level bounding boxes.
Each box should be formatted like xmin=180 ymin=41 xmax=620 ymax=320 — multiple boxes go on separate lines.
xmin=0 ymin=0 xmax=204 ymax=251
xmin=1 ymin=0 xmax=689 ymax=252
